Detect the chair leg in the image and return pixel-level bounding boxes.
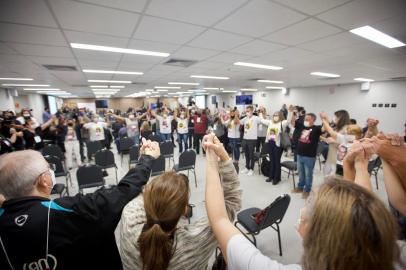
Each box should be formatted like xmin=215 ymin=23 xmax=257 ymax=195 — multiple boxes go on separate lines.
xmin=276 ymin=223 xmax=282 ymax=256
xmin=115 ymin=168 xmax=118 ymax=184
xmin=292 ymin=171 xmax=296 ymax=189
xmin=234 ymin=221 xmax=257 ymax=247
xmin=375 ymin=173 xmax=379 ymax=189
xmin=121 ymin=153 xmax=123 ymax=167
xmin=65 ymin=176 xmax=70 ymax=196
xmin=193 ymin=169 xmax=197 ymax=188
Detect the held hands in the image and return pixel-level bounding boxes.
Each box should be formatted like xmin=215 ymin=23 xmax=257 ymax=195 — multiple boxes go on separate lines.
xmin=203 ymin=133 xmax=229 ymax=162
xmin=319 ymin=111 xmax=328 ymax=122
xmin=140 ymin=137 xmax=160 ymax=159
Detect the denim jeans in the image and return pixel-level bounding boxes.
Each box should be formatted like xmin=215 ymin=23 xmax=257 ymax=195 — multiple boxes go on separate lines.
xmin=228 ymin=138 xmax=240 ymax=161
xmin=160 ymin=133 xmax=171 ymax=141
xmin=131 ymin=134 xmax=140 ymax=146
xmin=297 ymin=155 xmax=316 ymax=192
xmin=178 ymin=133 xmax=188 ymax=153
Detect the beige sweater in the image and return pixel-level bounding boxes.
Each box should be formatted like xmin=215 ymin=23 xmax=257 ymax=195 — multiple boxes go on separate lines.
xmin=118 ymin=159 xmax=242 ymax=270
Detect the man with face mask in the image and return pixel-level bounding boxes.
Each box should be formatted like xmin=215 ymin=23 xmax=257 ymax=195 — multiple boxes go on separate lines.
xmin=16 ymin=109 xmax=39 ymax=129
xmin=0 ymin=141 xmax=160 ymax=270
xmin=292 ymin=113 xmax=323 ymax=199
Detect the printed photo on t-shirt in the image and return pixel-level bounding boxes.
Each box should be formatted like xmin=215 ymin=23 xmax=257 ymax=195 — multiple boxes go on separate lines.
xmin=299 ymin=129 xmax=312 ymax=144
xmin=337 ymin=144 xmax=349 ymax=162
xmin=244 ymin=120 xmax=252 ymax=132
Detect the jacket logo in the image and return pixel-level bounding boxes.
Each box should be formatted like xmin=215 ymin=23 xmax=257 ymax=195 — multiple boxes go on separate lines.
xmin=23 ymin=254 xmax=57 ymax=270
xmin=15 ymin=214 xmax=28 ymax=226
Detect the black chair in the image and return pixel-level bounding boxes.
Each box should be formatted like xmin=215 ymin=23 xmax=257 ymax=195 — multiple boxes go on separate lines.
xmin=129 ymin=145 xmax=140 ymax=167
xmin=368 ymin=157 xmax=382 ymax=189
xmin=76 ymin=164 xmax=105 ymax=194
xmin=235 ymin=194 xmax=291 ymax=256
xmin=160 ymin=140 xmax=175 ymax=168
xmin=44 ymin=155 xmax=71 ymax=196
xmin=281 ymin=161 xmax=297 ymax=189
xmin=42 ymin=144 xmax=65 ymax=162
xmin=253 ymin=142 xmax=269 ymax=174
xmin=86 ymin=141 xmax=103 ymax=161
xmin=51 ymin=184 xmax=66 ymax=198
xmin=173 ymin=149 xmax=197 ymax=187
xmin=119 ymin=137 xmax=135 ymax=166
xmin=151 ymin=155 xmax=166 ymax=177
xmin=95 ymin=149 xmax=118 ymax=183
xmin=148 ymin=134 xmax=162 ymax=143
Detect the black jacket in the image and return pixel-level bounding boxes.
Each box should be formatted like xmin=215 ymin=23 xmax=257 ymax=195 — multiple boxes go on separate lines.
xmin=0 ymin=155 xmax=153 ymax=270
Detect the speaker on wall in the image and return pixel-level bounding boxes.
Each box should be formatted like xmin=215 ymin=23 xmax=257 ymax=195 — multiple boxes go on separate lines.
xmin=361 ymin=82 xmax=370 ymax=91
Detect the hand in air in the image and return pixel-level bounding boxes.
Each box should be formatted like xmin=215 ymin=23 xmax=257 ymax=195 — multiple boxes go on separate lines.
xmin=203 ymin=133 xmax=229 ymax=162
xmin=140 ymin=137 xmax=160 ymax=159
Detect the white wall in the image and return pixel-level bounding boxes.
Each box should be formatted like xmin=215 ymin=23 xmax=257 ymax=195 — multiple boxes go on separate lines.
xmin=13 ymin=95 xmax=30 ymax=112
xmin=0 ymin=88 xmax=15 ymax=112
xmin=217 ymin=80 xmax=406 ymax=133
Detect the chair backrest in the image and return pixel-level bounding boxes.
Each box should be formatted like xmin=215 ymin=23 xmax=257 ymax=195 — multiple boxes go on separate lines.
xmin=261 ymin=142 xmax=269 ymax=155
xmin=44 ymin=155 xmax=65 ymax=175
xmin=129 ymin=145 xmax=140 ymax=163
xmin=76 ymin=164 xmax=104 ymax=189
xmin=94 ymin=149 xmax=116 ymax=167
xmin=86 ymin=141 xmax=103 ymax=156
xmin=368 ymin=157 xmax=382 ymax=174
xmin=151 ymin=155 xmax=166 ymax=176
xmin=148 ymin=134 xmax=162 ymax=143
xmin=42 ymin=144 xmax=65 ymax=161
xmin=178 ymin=149 xmax=196 ymax=170
xmin=119 ymin=137 xmax=134 ymax=152
xmin=160 ymin=141 xmax=174 ymax=156
xmin=260 ymin=194 xmax=291 ymax=231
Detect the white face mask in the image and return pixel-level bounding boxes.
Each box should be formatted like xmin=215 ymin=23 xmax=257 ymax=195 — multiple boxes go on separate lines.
xmin=304 ymin=121 xmax=310 ymax=127
xmin=23 ymin=113 xmax=30 ymax=117
xmin=129 ymin=115 xmax=135 ymax=120
xmin=49 ymin=168 xmax=56 ymax=187
xmin=346 ymin=135 xmax=356 ymax=142
xmin=180 ymin=113 xmax=185 ymax=119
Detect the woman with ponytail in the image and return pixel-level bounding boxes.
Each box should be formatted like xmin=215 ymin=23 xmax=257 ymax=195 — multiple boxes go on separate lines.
xmin=118 ymin=143 xmax=241 ymax=270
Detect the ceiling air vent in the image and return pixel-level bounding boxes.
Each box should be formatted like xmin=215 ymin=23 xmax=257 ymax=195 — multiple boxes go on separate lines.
xmin=163 ymin=58 xmax=197 ymax=67
xmin=43 ymin=65 xmax=77 ymax=71
xmin=71 ymin=84 xmax=89 ymax=87
xmin=390 ymin=76 xmax=406 ymax=81
xmin=131 ymin=82 xmax=147 ymax=85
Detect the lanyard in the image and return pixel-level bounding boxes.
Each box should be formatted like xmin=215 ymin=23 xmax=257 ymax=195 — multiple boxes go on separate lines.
xmin=0 ymin=200 xmax=52 ymax=270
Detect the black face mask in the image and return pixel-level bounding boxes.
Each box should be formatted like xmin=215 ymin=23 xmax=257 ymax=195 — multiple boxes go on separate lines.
xmin=230 ymin=115 xmax=235 ymax=119
xmin=24 ymin=116 xmax=31 ymax=120
xmin=67 ymin=123 xmax=74 ymax=127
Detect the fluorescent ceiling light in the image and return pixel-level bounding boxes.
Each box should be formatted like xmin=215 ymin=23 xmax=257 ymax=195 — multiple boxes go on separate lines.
xmin=23 ymin=88 xmax=60 ymax=91
xmin=241 ymin=88 xmax=257 ymax=91
xmin=203 ymin=87 xmax=224 ymax=90
xmin=188 ymin=89 xmax=206 ymax=92
xmin=90 ymin=85 xmax=108 ymax=88
xmin=83 ymin=69 xmax=143 ymax=75
xmin=349 ymin=25 xmax=405 ymax=48
xmin=37 ymin=91 xmax=69 ymax=95
xmin=0 ymin=78 xmax=33 ymax=81
xmin=222 ymin=90 xmax=237 ymax=93
xmin=157 ymin=89 xmax=168 ymax=92
xmin=354 ymin=77 xmax=375 ymax=82
xmin=87 ymin=80 xmax=131 ymax=83
xmin=155 ymin=86 xmax=181 ymax=89
xmin=145 ymin=89 xmax=154 ymax=92
xmin=265 ymin=86 xmax=286 ymax=90
xmin=176 ymin=91 xmax=190 ymax=94
xmin=2 ymin=84 xmax=50 ymax=87
xmin=234 ymin=62 xmax=283 ymax=70
xmin=310 ymin=72 xmax=340 ymax=78
xmin=60 ymin=95 xmax=78 ymax=98
xmin=71 ymin=43 xmax=170 ymax=57
xmin=190 ymin=75 xmax=229 ymax=80
xmin=168 ymin=93 xmax=179 ymax=95
xmin=257 ymin=80 xmax=284 ymax=84
xmin=168 ymin=82 xmax=199 ymax=86
xmin=109 ymin=85 xmax=125 ymax=88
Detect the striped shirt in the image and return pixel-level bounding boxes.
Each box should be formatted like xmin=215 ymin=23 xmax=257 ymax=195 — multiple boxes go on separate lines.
xmin=118 ymin=159 xmax=242 ymax=270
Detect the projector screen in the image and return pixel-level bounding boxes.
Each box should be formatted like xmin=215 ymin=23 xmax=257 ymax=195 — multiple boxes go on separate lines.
xmin=47 ymin=95 xmax=57 ymax=114
xmin=236 ymin=95 xmax=253 ymax=105
xmin=95 ymin=99 xmax=109 ymax=108
xmin=195 ymin=95 xmax=206 ymax=109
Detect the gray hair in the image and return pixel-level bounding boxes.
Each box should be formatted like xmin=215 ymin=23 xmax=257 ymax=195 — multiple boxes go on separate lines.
xmin=0 ymin=150 xmax=49 ymax=199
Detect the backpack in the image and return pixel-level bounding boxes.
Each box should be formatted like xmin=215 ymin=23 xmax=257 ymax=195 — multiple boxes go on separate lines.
xmin=261 ymin=157 xmax=270 ymax=177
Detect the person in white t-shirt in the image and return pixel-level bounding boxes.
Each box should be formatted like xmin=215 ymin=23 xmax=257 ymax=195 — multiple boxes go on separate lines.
xmin=150 ymin=109 xmax=173 ymax=141
xmin=16 ymin=108 xmax=40 ymax=129
xmin=63 ymin=118 xmax=82 ymax=169
xmin=260 ymin=111 xmax=289 ymax=184
xmin=221 ymin=109 xmax=241 ymax=162
xmin=256 ymin=107 xmax=268 ymax=152
xmin=83 ymin=115 xmax=108 ymax=143
xmin=109 ymin=112 xmax=147 ymax=146
xmin=239 ymin=105 xmax=261 ymax=176
xmin=173 ymin=108 xmax=189 ymax=153
xmin=203 ymin=133 xmax=402 ymax=270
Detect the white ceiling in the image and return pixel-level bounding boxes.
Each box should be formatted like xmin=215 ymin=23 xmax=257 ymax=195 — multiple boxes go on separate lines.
xmin=0 ymin=0 xmax=405 ymax=98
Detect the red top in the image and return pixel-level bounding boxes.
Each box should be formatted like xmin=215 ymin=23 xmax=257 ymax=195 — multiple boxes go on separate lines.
xmin=193 ymin=114 xmax=208 ymax=134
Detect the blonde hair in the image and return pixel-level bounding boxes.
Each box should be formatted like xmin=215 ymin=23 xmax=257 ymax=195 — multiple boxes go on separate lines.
xmin=302 ymin=179 xmax=399 ymax=270
xmin=346 ymin=124 xmax=363 ymax=139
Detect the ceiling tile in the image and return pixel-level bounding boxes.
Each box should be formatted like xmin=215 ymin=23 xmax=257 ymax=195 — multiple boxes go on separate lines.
xmin=145 ymin=0 xmax=247 ymax=26
xmin=0 ymin=23 xmax=66 ymax=46
xmin=298 ymin=32 xmax=369 ymax=52
xmin=64 ymin=30 xmax=129 ymax=47
xmin=263 ymin=18 xmax=342 ymax=45
xmin=215 ymin=0 xmax=307 ymax=37
xmin=317 ymin=0 xmax=406 ymax=30
xmin=171 ymin=46 xmax=220 ymax=61
xmin=273 ymin=0 xmax=352 ymax=15
xmin=50 ymin=0 xmax=140 ymax=37
xmin=0 ymin=0 xmax=58 ymax=27
xmin=80 ymin=0 xmax=148 ymax=12
xmin=128 ymin=39 xmax=180 ymax=53
xmin=0 ymin=43 xmax=18 ymax=55
xmin=133 ymin=16 xmax=206 ymax=45
xmin=27 ymin=56 xmax=77 ymax=66
xmin=188 ymin=29 xmax=252 ymax=51
xmin=230 ymin=40 xmax=286 ymax=56
xmin=10 ymin=43 xmax=73 ymax=58
xmin=79 ymin=59 xmax=121 ymax=70
xmin=208 ymin=52 xmax=251 ymax=63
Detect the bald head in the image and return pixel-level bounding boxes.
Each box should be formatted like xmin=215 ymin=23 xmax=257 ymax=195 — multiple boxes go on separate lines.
xmin=0 ymin=150 xmax=49 ymax=199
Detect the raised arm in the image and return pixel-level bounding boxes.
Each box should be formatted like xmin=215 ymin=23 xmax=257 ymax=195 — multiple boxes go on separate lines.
xmin=382 ymin=159 xmax=406 ymax=216
xmin=319 ymin=112 xmax=338 ymax=139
